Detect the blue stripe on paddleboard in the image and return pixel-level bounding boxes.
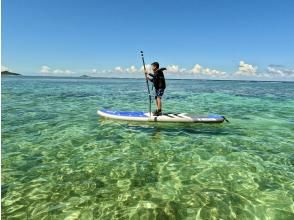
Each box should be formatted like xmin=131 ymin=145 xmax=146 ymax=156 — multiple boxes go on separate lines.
xmin=207 ymin=115 xmax=225 ymax=119
xmin=101 ymin=110 xmax=148 ymax=118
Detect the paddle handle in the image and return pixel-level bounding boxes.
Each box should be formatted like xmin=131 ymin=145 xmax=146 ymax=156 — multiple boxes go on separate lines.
xmin=140 ymin=51 xmax=152 ymax=115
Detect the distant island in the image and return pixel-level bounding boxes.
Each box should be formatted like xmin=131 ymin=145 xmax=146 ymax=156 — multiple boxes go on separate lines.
xmin=80 ymin=75 xmax=91 ymax=78
xmin=1 ymin=71 xmax=21 ymax=76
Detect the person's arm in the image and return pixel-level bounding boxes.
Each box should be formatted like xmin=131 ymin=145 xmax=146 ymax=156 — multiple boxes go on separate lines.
xmin=148 ymin=73 xmax=154 ymax=82
xmin=145 ymin=71 xmax=154 ymax=82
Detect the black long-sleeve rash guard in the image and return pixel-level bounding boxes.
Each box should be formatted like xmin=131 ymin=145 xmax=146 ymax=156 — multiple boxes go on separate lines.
xmin=148 ymin=68 xmax=166 ymax=90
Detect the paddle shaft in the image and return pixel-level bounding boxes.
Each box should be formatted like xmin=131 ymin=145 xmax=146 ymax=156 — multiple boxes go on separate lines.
xmin=140 ymin=51 xmax=152 ymax=115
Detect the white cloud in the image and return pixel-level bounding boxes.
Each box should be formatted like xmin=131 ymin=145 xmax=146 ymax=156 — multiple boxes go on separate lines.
xmin=166 ymin=64 xmax=187 ymax=74
xmin=40 ymin=65 xmax=51 ymax=73
xmin=190 ymin=64 xmax=202 ymax=74
xmin=86 ymin=63 xmax=293 ymax=80
xmin=236 ymin=61 xmax=257 ymax=76
xmin=126 ymin=65 xmax=137 ymax=73
xmin=53 ymin=69 xmax=74 ymax=74
xmin=202 ymin=68 xmax=226 ymax=77
xmin=140 ymin=64 xmax=152 ymax=72
xmin=40 ymin=65 xmax=74 ymax=75
xmin=114 ymin=66 xmax=123 ymax=72
xmin=1 ymin=65 xmax=11 ymax=72
xmin=267 ymin=65 xmax=294 ymax=77
xmin=113 ymin=65 xmax=142 ymax=74
xmin=83 ymin=64 xmax=226 ymax=78
xmin=37 ymin=62 xmax=293 ymax=81
xmin=187 ymin=64 xmax=226 ymax=78
xmin=166 ymin=64 xmax=180 ymax=73
xmin=64 ymin=70 xmax=74 ymax=74
xmin=53 ymin=69 xmax=63 ymax=74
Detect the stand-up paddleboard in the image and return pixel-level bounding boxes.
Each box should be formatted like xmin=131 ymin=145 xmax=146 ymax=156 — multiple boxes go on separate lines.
xmin=98 ymin=52 xmax=228 ymax=124
xmin=97 ymin=109 xmax=226 ymax=123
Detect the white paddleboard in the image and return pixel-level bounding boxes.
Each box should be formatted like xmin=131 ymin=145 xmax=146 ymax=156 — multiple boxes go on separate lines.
xmin=98 ymin=109 xmax=225 ymax=123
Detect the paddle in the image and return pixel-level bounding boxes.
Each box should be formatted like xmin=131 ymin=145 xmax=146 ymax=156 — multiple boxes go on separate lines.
xmin=140 ymin=51 xmax=152 ymax=116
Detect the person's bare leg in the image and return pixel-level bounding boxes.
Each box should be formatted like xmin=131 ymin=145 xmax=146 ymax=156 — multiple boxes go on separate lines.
xmin=157 ymin=97 xmax=162 ymax=111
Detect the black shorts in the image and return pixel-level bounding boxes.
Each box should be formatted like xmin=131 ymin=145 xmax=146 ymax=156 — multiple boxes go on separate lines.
xmin=155 ymin=89 xmax=164 ymax=99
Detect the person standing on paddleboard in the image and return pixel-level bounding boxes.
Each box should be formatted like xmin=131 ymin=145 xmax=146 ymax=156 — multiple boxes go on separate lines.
xmin=145 ymin=62 xmax=166 ymax=116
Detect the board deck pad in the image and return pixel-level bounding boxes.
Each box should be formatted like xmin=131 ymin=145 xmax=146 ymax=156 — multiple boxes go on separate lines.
xmin=98 ymin=110 xmax=225 ymax=123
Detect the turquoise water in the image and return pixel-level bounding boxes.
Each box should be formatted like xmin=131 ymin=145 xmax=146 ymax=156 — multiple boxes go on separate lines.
xmin=2 ymin=76 xmax=294 ymax=220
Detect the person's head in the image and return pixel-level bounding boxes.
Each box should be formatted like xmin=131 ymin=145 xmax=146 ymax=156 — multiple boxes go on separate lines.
xmin=151 ymin=62 xmax=159 ymax=72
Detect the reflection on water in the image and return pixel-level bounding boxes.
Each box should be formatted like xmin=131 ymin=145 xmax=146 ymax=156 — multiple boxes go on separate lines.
xmin=2 ymin=77 xmax=294 ymax=219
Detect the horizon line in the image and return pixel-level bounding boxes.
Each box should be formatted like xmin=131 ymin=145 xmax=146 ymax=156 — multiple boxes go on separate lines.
xmin=2 ymin=74 xmax=294 ymax=83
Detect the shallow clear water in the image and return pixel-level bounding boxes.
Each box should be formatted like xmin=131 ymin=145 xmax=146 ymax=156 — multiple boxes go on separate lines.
xmin=2 ymin=76 xmax=294 ymax=220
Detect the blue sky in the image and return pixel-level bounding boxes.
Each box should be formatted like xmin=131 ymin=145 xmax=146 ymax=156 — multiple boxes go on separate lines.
xmin=2 ymin=0 xmax=294 ymax=80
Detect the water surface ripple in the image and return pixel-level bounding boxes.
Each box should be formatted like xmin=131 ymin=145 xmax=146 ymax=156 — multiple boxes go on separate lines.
xmin=2 ymin=77 xmax=294 ymax=219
